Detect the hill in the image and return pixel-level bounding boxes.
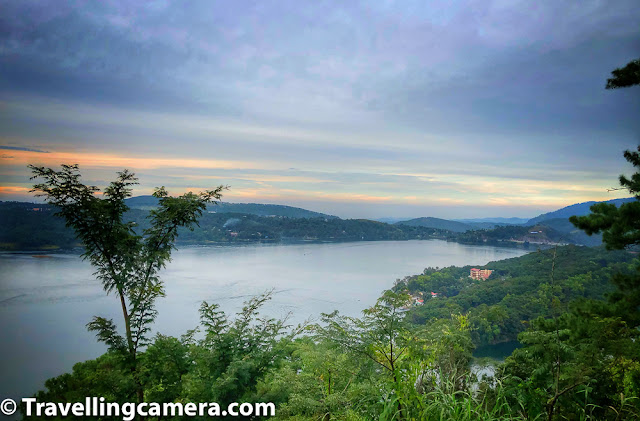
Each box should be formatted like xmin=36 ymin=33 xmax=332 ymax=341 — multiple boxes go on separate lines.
xmin=453 ymin=223 xmax=572 ymax=246
xmin=125 ymin=196 xmax=337 ymax=219
xmin=396 ymin=217 xmax=473 ymax=232
xmin=526 ymin=197 xmax=634 ymax=225
xmin=399 ymin=244 xmax=636 ymax=347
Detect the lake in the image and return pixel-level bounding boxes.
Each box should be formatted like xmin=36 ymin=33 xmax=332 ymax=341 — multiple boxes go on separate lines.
xmin=0 ymin=240 xmax=527 ymax=402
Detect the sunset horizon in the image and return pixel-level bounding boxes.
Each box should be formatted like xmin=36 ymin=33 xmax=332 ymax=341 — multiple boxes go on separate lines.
xmin=1 ymin=1 xmax=638 ymax=219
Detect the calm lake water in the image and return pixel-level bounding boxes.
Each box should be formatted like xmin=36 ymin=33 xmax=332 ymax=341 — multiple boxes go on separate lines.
xmin=0 ymin=240 xmax=527 ymax=402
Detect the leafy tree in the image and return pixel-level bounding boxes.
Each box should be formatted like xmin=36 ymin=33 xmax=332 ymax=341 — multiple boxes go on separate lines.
xmin=314 ymin=289 xmax=415 ymax=419
xmin=256 ymin=338 xmax=380 ymax=420
xmin=181 ymin=291 xmax=298 ymax=416
xmin=501 ymin=60 xmax=640 ymax=420
xmin=605 ymin=58 xmax=640 ymax=89
xmin=21 ymin=352 xmax=136 ymax=421
xmin=139 ymin=334 xmax=191 ymax=404
xmin=29 ymin=164 xmax=225 ymax=404
xmin=413 ymin=314 xmax=474 ymax=393
xmin=570 ymin=147 xmax=640 ymax=251
xmin=571 ymin=57 xmax=640 ymax=252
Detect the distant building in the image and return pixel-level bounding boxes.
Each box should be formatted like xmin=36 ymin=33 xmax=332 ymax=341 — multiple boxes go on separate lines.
xmin=430 ymin=292 xmax=439 ymax=298
xmin=410 ymin=293 xmax=425 ymax=306
xmin=470 ymin=268 xmax=493 ymax=280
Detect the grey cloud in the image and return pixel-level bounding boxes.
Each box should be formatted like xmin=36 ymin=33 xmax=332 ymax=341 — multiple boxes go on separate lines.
xmin=0 ymin=145 xmax=49 ymax=153
xmin=1 ymin=0 xmax=638 ymax=218
xmin=2 ymin=0 xmax=637 ymax=131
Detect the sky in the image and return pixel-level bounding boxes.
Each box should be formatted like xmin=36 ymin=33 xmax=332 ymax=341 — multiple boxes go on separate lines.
xmin=0 ymin=0 xmax=638 ymax=219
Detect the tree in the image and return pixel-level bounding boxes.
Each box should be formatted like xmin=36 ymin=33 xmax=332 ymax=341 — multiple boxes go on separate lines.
xmin=314 ymin=289 xmax=414 ymax=419
xmin=569 ymin=146 xmax=640 ymax=251
xmin=569 ymin=58 xmax=640 ymax=327
xmin=556 ymin=60 xmax=640 ymax=418
xmin=181 ymin=291 xmax=298 ymax=419
xmin=29 ymin=164 xmax=225 ymax=404
xmin=605 ymin=58 xmax=640 ymax=89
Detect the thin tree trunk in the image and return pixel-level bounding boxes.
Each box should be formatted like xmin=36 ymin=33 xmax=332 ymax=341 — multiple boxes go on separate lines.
xmin=118 ymin=289 xmax=145 ymax=420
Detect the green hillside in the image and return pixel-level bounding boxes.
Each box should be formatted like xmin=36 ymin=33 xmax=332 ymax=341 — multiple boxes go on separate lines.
xmin=400 ymin=244 xmax=635 ymax=346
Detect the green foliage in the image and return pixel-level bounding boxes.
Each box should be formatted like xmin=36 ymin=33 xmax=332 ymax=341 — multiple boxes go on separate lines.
xmin=500 ymin=307 xmax=640 ymax=420
xmin=314 ymin=290 xmax=413 ymax=378
xmin=256 ymin=339 xmax=382 ymax=420
xmin=139 ymin=335 xmax=191 ymax=404
xmin=181 ymin=291 xmax=297 ymax=413
xmin=396 ymin=216 xmax=474 ymax=232
xmin=605 ymin=58 xmax=640 ymax=89
xmin=570 ymin=147 xmax=640 ymax=329
xmin=22 ymin=352 xmax=136 ymax=421
xmin=570 ymin=147 xmax=640 ymax=251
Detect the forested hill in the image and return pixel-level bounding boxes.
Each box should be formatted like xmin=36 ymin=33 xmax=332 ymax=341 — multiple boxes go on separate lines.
xmin=126 ymin=195 xmax=337 ymax=219
xmin=398 ymin=244 xmax=636 ymax=347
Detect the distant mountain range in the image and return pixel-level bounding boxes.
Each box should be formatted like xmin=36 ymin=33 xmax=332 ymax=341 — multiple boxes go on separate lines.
xmin=125 ymin=196 xmax=338 ymax=219
xmin=125 ymin=196 xmax=635 ymax=230
xmin=388 ymin=197 xmax=635 ymax=246
xmin=126 ymin=195 xmax=635 ymax=246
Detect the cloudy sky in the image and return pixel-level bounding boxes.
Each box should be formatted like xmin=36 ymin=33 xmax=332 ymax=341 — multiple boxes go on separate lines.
xmin=0 ymin=0 xmax=638 ymax=219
